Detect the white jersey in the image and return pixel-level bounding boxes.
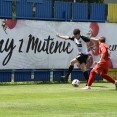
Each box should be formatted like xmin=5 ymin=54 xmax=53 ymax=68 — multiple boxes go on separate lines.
xmin=69 ymin=36 xmax=90 ymax=55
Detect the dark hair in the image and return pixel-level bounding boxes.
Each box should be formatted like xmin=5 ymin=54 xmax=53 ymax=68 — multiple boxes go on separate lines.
xmin=73 ymin=28 xmax=80 ymax=35
xmin=99 ymin=36 xmax=106 ymax=43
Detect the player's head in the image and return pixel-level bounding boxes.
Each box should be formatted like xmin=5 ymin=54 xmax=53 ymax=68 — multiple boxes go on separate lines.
xmin=99 ymin=36 xmax=106 ymax=43
xmin=73 ymin=28 xmax=80 ymax=39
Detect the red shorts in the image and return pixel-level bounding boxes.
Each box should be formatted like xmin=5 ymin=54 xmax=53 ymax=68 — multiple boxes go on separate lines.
xmin=93 ymin=60 xmax=111 ymax=74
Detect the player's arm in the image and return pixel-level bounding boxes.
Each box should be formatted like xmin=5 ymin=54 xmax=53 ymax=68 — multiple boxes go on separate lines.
xmin=81 ymin=36 xmax=98 ymax=42
xmin=56 ymin=33 xmax=69 ymax=40
xmin=82 ymin=36 xmax=99 ymax=42
xmin=90 ymin=37 xmax=99 ymax=42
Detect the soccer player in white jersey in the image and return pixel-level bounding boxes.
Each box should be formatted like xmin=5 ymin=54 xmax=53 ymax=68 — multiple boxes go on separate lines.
xmin=56 ymin=28 xmax=97 ymax=83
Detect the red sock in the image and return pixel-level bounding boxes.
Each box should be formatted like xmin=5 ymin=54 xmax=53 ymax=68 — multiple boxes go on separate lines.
xmin=87 ymin=69 xmax=96 ymax=86
xmin=100 ymin=74 xmax=115 ymax=83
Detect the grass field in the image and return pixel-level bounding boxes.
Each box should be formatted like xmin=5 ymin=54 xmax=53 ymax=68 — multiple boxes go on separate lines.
xmin=0 ymin=82 xmax=117 ymax=117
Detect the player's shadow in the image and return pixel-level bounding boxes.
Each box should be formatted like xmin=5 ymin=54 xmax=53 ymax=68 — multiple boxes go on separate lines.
xmin=92 ymin=86 xmax=107 ymax=88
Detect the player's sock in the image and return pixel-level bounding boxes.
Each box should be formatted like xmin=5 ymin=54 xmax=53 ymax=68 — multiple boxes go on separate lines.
xmin=66 ymin=65 xmax=74 ymax=78
xmin=87 ymin=69 xmax=96 ymax=86
xmin=61 ymin=65 xmax=74 ymax=81
xmin=83 ymin=71 xmax=89 ymax=82
xmin=100 ymin=74 xmax=115 ymax=83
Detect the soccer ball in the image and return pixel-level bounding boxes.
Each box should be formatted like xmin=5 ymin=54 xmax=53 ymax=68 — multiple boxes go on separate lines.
xmin=72 ymin=79 xmax=80 ymax=87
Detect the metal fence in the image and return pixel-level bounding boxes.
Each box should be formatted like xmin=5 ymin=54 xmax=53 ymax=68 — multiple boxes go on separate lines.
xmin=0 ymin=69 xmax=103 ymax=82
xmin=0 ymin=0 xmax=116 ymax=22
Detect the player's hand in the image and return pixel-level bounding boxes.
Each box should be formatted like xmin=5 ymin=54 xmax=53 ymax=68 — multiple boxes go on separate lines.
xmin=94 ymin=61 xmax=98 ymax=65
xmin=94 ymin=61 xmax=100 ymax=65
xmin=97 ymin=61 xmax=101 ymax=65
xmin=56 ymin=33 xmax=60 ymax=38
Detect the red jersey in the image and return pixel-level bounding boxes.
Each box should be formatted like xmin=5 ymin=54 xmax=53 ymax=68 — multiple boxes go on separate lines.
xmin=99 ymin=43 xmax=111 ymax=69
xmin=99 ymin=43 xmax=110 ymax=60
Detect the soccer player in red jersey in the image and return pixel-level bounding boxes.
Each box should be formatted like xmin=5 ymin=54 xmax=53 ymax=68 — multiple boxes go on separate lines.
xmin=82 ymin=36 xmax=117 ymax=90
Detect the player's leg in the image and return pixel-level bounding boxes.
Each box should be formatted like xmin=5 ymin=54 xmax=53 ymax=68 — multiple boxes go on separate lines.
xmin=100 ymin=69 xmax=115 ymax=83
xmin=87 ymin=68 xmax=96 ymax=86
xmin=83 ymin=66 xmax=117 ymax=90
xmin=82 ymin=68 xmax=96 ymax=89
xmin=78 ymin=54 xmax=89 ymax=84
xmin=82 ymin=65 xmax=101 ymax=90
xmin=100 ymin=69 xmax=117 ymax=89
xmin=61 ymin=58 xmax=78 ymax=82
xmin=80 ymin=63 xmax=89 ymax=84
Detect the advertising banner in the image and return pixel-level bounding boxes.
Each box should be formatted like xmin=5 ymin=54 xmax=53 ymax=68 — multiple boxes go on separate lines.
xmin=0 ymin=19 xmax=116 ymax=69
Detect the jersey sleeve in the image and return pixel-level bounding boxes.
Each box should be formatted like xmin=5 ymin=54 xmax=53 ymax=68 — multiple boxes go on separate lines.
xmin=68 ymin=36 xmax=74 ymax=41
xmin=81 ymin=36 xmax=90 ymax=42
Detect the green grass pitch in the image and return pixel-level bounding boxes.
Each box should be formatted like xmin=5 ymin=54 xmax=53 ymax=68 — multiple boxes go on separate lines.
xmin=0 ymin=82 xmax=117 ymax=117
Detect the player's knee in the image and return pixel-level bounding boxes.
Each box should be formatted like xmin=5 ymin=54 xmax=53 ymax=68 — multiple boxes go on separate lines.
xmin=70 ymin=60 xmax=76 ymax=65
xmin=80 ymin=65 xmax=86 ymax=72
xmin=100 ymin=73 xmax=106 ymax=77
xmin=70 ymin=61 xmax=74 ymax=65
xmin=90 ymin=69 xmax=96 ymax=75
xmin=91 ymin=68 xmax=99 ymax=74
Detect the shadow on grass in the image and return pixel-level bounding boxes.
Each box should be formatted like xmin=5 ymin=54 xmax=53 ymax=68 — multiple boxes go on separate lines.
xmin=0 ymin=81 xmax=71 ymax=86
xmin=0 ymin=80 xmax=109 ymax=86
xmin=92 ymin=86 xmax=107 ymax=88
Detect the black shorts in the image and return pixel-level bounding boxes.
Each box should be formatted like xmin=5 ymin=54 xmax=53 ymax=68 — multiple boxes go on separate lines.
xmin=76 ymin=54 xmax=88 ymax=65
